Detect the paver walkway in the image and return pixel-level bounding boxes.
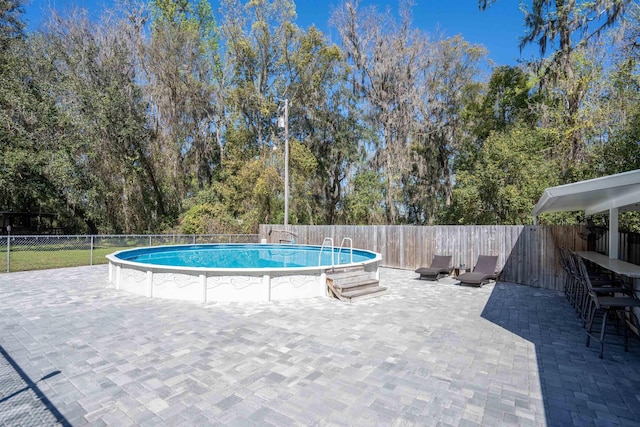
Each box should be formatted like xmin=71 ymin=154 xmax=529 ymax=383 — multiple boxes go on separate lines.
xmin=1 ymin=266 xmax=640 ymax=426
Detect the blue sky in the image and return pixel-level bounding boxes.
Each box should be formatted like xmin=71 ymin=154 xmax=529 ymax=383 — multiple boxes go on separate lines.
xmin=23 ymin=0 xmax=538 ymax=67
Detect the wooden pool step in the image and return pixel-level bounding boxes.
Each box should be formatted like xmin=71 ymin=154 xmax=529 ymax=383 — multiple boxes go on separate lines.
xmin=326 ymin=268 xmax=387 ymax=302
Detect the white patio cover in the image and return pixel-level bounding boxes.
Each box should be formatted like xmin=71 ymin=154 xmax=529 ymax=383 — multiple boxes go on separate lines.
xmin=532 ymin=169 xmax=640 ymax=258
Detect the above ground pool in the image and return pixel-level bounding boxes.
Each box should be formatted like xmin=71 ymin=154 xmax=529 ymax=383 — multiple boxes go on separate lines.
xmin=106 ymin=243 xmax=381 ymax=302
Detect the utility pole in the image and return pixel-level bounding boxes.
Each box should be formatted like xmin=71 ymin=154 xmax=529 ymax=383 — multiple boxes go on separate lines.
xmin=276 ymin=98 xmax=289 ymax=229
xmin=284 ymin=99 xmax=289 ymax=227
xmin=278 ymin=99 xmax=290 ymax=227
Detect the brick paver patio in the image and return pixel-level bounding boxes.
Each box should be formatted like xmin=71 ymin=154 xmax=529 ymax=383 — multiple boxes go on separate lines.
xmin=1 ymin=266 xmax=640 ymax=426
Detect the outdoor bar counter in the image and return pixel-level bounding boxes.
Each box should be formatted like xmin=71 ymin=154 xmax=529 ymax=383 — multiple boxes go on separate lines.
xmin=576 ymin=251 xmax=640 ymax=334
xmin=575 ymin=251 xmax=640 ymax=278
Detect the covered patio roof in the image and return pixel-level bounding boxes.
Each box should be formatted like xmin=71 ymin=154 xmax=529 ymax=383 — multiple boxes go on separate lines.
xmin=532 ymin=169 xmax=640 ymax=258
xmin=532 ymin=169 xmax=640 ymax=218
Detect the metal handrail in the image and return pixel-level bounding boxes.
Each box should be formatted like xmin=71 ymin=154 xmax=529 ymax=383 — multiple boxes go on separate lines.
xmin=319 ymin=237 xmax=334 ymax=268
xmin=338 ymin=237 xmax=353 ymax=264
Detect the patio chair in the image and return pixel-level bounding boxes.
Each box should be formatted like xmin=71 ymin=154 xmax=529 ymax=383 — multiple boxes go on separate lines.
xmin=578 ymin=257 xmax=640 ymax=358
xmin=567 ymin=250 xmax=632 ymax=324
xmin=457 ymin=255 xmax=499 ymax=287
xmin=558 ymin=248 xmax=577 ymax=305
xmin=415 ymin=255 xmax=453 ymax=281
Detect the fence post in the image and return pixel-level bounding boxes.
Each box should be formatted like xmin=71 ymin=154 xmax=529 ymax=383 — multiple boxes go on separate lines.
xmin=6 ymin=236 xmax=9 ymax=273
xmin=193 ymin=234 xmax=196 ymax=244
xmin=90 ymin=235 xmax=94 ymax=266
xmin=149 ymin=235 xmax=152 ymax=247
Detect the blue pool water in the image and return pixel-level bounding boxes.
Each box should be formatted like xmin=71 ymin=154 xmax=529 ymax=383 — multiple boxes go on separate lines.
xmin=114 ymin=244 xmax=377 ymax=269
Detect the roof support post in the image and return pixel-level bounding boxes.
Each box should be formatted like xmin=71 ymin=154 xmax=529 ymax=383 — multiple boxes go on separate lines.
xmin=609 ymin=207 xmax=619 ymax=259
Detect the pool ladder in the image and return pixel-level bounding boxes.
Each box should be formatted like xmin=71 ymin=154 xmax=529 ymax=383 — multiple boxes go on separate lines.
xmin=319 ymin=237 xmax=353 ymax=269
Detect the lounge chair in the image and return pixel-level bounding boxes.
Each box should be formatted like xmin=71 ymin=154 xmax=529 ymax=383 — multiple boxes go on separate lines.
xmin=457 ymin=255 xmax=499 ymax=287
xmin=415 ymin=255 xmax=453 ymax=281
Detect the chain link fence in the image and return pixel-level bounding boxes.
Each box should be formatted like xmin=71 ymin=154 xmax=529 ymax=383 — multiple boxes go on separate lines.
xmin=0 ymin=234 xmax=259 ymax=273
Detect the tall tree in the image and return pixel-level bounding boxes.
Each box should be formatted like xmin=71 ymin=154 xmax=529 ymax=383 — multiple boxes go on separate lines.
xmin=334 ymin=1 xmax=486 ymax=225
xmin=332 ymin=0 xmax=429 ymax=224
xmin=450 ymin=124 xmax=559 ymax=224
xmin=480 ymin=0 xmax=632 ymax=173
xmin=281 ymin=25 xmax=358 ymax=224
xmin=584 ymin=38 xmax=640 ymax=176
xmin=0 ymin=0 xmax=63 ymax=227
xmin=36 ymin=7 xmax=160 ymax=233
xmin=0 ymin=0 xmax=23 ymax=58
xmin=448 ymin=64 xmax=548 ymax=224
xmin=409 ymin=36 xmax=487 ymax=224
xmin=146 ymin=0 xmax=223 ymax=199
xmin=220 ymin=0 xmax=296 ymax=149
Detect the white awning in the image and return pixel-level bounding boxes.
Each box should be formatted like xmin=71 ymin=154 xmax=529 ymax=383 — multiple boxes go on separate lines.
xmin=532 ymin=169 xmax=640 ymax=259
xmin=532 ymin=169 xmax=640 ymax=218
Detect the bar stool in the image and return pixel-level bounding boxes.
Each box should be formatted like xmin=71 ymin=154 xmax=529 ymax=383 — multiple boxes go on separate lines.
xmin=578 ymin=258 xmax=640 ymax=358
xmin=569 ymin=251 xmax=631 ymax=323
xmin=558 ymin=248 xmax=577 ymax=306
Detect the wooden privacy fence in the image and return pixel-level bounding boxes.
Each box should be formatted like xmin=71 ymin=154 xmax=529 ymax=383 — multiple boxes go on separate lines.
xmin=595 ymin=230 xmax=640 ymax=266
xmin=259 ymin=224 xmax=591 ymax=290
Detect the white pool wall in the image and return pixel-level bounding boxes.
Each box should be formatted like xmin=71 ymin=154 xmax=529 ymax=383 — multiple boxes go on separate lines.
xmin=106 ymin=244 xmax=381 ymax=303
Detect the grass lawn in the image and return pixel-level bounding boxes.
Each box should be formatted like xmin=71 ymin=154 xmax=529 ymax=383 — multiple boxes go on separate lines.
xmin=2 ymin=247 xmax=131 ymax=272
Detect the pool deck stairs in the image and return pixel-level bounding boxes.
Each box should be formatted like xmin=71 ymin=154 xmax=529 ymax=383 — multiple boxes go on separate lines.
xmin=326 ymin=268 xmax=387 ymax=302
